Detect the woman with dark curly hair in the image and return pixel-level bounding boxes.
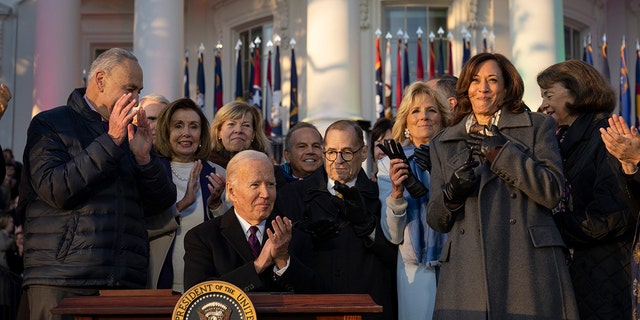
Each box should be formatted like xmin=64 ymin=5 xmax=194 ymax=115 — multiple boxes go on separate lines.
xmin=427 ymin=53 xmax=578 ymax=319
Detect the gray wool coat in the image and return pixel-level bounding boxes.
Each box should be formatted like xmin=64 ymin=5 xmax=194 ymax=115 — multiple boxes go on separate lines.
xmin=426 ymin=108 xmax=579 ymax=319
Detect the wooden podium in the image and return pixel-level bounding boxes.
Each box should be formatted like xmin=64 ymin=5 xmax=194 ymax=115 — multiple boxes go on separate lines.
xmin=51 ymin=289 xmax=382 ymax=320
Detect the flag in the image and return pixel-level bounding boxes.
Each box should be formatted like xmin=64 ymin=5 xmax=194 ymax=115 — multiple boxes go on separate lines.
xmin=248 ymin=47 xmax=255 ymax=103
xmin=250 ymin=43 xmax=262 ymax=112
xmin=384 ymin=33 xmax=392 ymax=118
xmin=635 ymin=40 xmax=640 ymax=128
xmin=234 ymin=42 xmax=243 ymax=101
xmin=82 ymin=69 xmax=86 ymax=88
xmin=396 ymin=37 xmax=402 ymax=107
xmin=582 ymin=37 xmax=587 ymax=62
xmin=586 ymin=38 xmax=594 ymax=66
xmin=482 ymin=35 xmax=487 ymax=53
xmin=271 ymin=42 xmax=284 ymax=163
xmin=437 ymin=36 xmax=445 ymax=76
xmin=184 ymin=49 xmax=190 ymax=98
xmin=448 ymin=35 xmax=453 ymax=75
xmin=620 ymin=37 xmax=631 ymax=125
xmin=196 ymin=43 xmax=205 ymax=110
xmin=214 ymin=50 xmax=223 ymax=114
xmin=602 ymin=35 xmax=611 ymax=83
xmin=462 ymin=37 xmax=471 ymax=67
xmin=265 ymin=48 xmax=272 ymax=136
xmin=403 ymin=40 xmax=410 ymax=90
xmin=271 ymin=43 xmax=283 ymax=137
xmin=429 ymin=34 xmax=435 ymax=78
xmin=375 ymin=34 xmax=384 ymax=118
xmin=289 ymin=45 xmax=299 ymax=128
xmin=416 ymin=35 xmax=424 ymax=81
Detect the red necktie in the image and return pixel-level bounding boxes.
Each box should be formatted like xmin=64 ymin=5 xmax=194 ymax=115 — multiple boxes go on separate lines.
xmin=248 ymin=226 xmax=261 ymax=258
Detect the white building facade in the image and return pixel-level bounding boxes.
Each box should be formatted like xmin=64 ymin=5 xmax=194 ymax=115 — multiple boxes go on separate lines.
xmin=0 ymin=0 xmax=638 ymax=161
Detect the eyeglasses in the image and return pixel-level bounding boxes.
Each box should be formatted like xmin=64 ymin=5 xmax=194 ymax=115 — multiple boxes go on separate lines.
xmin=324 ymin=146 xmax=363 ymax=162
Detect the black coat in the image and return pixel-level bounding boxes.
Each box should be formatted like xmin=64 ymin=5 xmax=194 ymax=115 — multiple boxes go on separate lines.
xmin=274 ymin=168 xmax=398 ymax=320
xmin=183 ymin=208 xmax=326 ymax=293
xmin=21 ymin=88 xmax=176 ymax=289
xmin=554 ymin=112 xmax=634 ymax=319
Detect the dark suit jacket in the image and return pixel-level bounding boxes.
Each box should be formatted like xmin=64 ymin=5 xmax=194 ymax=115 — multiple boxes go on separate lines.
xmin=274 ymin=168 xmax=398 ymax=320
xmin=183 ymin=208 xmax=327 ymax=293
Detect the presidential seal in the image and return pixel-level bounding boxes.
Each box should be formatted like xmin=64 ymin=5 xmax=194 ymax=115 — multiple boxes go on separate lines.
xmin=172 ymin=280 xmax=257 ymax=320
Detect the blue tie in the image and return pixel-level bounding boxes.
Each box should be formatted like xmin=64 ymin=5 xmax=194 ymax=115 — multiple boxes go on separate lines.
xmin=248 ymin=226 xmax=261 ymax=258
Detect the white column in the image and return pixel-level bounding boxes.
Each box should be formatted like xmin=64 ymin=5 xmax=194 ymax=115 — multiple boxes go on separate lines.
xmin=305 ymin=0 xmax=361 ymax=131
xmin=33 ymin=0 xmax=81 ymax=113
xmin=133 ymin=0 xmax=184 ymax=101
xmin=509 ymin=0 xmax=563 ymax=108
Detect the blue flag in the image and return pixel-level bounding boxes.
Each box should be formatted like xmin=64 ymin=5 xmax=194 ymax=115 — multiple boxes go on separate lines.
xmin=462 ymin=38 xmax=470 ymax=67
xmin=620 ymin=38 xmax=631 ymax=124
xmin=234 ymin=45 xmax=243 ymax=101
xmin=184 ymin=49 xmax=190 ymax=98
xmin=214 ymin=51 xmax=223 ymax=114
xmin=289 ymin=46 xmax=298 ymax=128
xmin=196 ymin=44 xmax=205 ymax=110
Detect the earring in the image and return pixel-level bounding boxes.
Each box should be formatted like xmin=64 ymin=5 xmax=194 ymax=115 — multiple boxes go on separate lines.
xmin=404 ymin=128 xmax=411 ymax=138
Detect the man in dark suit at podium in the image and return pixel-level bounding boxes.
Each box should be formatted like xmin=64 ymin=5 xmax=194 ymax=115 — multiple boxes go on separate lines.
xmin=183 ymin=150 xmax=326 ymax=294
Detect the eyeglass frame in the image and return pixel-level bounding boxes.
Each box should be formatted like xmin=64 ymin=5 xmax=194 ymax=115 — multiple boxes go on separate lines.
xmin=323 ymin=145 xmax=364 ymax=162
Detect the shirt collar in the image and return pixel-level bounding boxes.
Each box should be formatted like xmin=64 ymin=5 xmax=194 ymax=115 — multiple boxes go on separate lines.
xmin=234 ymin=210 xmax=266 ymax=242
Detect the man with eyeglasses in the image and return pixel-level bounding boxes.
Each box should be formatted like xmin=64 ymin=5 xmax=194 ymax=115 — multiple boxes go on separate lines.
xmin=275 ymin=120 xmax=398 ymax=320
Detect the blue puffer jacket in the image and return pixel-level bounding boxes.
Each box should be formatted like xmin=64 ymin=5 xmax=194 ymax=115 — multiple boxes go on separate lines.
xmin=21 ymin=88 xmax=176 ymax=289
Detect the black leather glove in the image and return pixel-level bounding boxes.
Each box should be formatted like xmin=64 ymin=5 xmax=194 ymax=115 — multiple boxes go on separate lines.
xmin=331 ymin=182 xmax=376 ymax=238
xmin=303 ymin=219 xmax=342 ymax=241
xmin=377 ymin=139 xmax=428 ymax=198
xmin=414 ymin=144 xmax=431 ymax=172
xmin=443 ymin=152 xmax=480 ymax=206
xmin=467 ymin=125 xmax=508 ymax=162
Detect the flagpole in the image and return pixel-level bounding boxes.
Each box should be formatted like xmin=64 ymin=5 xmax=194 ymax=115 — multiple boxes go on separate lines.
xmin=437 ymin=27 xmax=445 ymax=77
xmin=265 ymin=40 xmax=273 ymax=138
xmin=396 ymin=29 xmax=403 ymax=111
xmin=289 ymin=38 xmax=299 ymax=128
xmin=402 ymin=31 xmax=410 ymax=91
xmin=416 ymin=27 xmax=424 ymax=81
xmin=234 ymin=40 xmax=243 ymax=101
xmin=429 ymin=31 xmax=435 ymax=79
xmin=375 ymin=28 xmax=384 ymax=119
xmin=184 ymin=48 xmax=190 ymax=98
xmin=602 ymin=34 xmax=611 ymax=83
xmin=447 ymin=32 xmax=453 ymax=75
xmin=384 ymin=32 xmax=392 ymax=118
xmin=196 ymin=43 xmax=206 ymax=111
xmin=214 ymin=41 xmax=223 ymax=115
xmin=620 ymin=35 xmax=631 ymax=125
xmin=635 ymin=39 xmax=640 ymax=128
xmin=271 ymin=34 xmax=284 ymax=163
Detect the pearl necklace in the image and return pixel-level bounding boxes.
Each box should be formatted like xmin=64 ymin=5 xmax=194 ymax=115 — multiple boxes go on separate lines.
xmin=170 ymin=164 xmax=189 ymax=181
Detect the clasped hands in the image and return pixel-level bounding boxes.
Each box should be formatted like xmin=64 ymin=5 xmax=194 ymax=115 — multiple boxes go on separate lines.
xmin=107 ymin=93 xmax=152 ymax=164
xmin=254 ymin=216 xmax=293 ymax=274
xmin=467 ymin=125 xmax=508 ymax=163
